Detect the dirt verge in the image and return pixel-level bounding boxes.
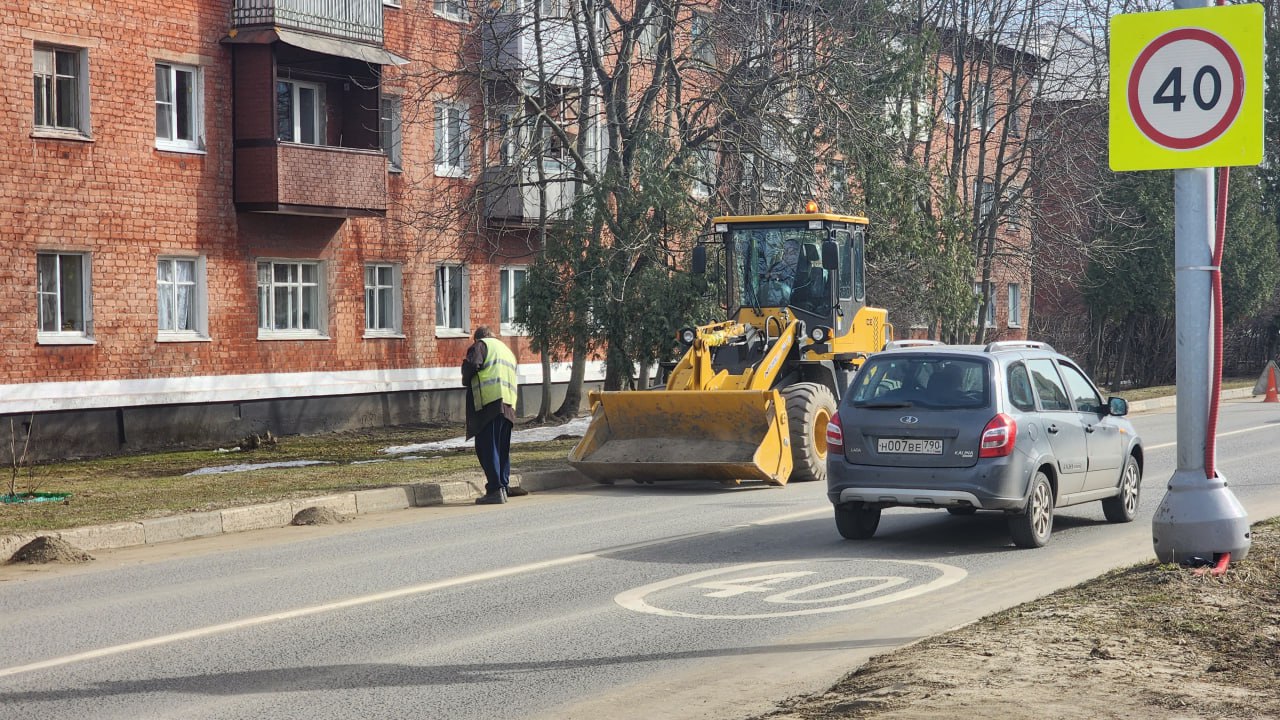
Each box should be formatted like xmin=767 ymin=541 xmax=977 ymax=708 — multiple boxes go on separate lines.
xmin=757 ymin=518 xmax=1280 ymax=720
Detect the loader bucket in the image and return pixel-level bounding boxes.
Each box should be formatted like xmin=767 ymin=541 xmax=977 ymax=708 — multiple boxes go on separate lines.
xmin=567 ymin=389 xmax=794 ymax=485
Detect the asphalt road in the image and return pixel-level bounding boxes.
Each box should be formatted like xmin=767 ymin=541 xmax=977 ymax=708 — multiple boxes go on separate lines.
xmin=1 ymin=399 xmax=1278 ymax=720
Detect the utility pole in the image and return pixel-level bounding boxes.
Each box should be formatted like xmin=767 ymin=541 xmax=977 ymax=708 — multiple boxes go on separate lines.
xmin=1150 ymin=0 xmax=1252 ymax=564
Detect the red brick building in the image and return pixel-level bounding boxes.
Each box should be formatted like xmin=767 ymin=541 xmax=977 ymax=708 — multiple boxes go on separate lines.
xmin=1 ymin=0 xmax=578 ymax=458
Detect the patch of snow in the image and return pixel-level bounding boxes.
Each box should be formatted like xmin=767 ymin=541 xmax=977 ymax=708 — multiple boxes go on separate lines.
xmin=381 ymin=416 xmax=591 ymax=456
xmin=184 ymin=460 xmax=334 ymax=477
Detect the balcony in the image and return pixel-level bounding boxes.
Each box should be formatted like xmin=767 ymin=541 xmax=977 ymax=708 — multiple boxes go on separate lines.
xmin=480 ymin=13 xmax=582 ymax=87
xmin=481 ymin=165 xmax=576 ymax=224
xmin=232 ymin=0 xmax=384 ymax=45
xmin=235 ymin=143 xmax=387 ymax=217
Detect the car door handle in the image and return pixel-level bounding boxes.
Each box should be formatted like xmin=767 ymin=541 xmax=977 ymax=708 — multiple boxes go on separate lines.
xmin=1047 ymin=424 xmax=1059 ymax=434
xmin=1084 ymin=425 xmax=1095 ymax=433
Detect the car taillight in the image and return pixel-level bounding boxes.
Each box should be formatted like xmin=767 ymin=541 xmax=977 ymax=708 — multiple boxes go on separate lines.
xmin=979 ymin=413 xmax=1017 ymax=458
xmin=826 ymin=411 xmax=844 ymax=453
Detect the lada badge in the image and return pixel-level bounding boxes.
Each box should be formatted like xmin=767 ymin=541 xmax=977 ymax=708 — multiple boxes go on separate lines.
xmin=899 ymin=415 xmax=919 ymax=424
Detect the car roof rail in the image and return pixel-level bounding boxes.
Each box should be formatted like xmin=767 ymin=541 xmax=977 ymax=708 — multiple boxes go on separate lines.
xmin=884 ymin=339 xmax=946 ymax=350
xmin=984 ymin=340 xmax=1056 ymax=353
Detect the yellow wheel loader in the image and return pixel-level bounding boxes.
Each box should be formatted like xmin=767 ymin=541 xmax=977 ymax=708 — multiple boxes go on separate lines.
xmin=568 ymin=208 xmax=892 ymax=486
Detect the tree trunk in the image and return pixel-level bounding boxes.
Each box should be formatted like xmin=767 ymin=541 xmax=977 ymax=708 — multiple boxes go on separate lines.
xmin=554 ymin=337 xmax=588 ymax=418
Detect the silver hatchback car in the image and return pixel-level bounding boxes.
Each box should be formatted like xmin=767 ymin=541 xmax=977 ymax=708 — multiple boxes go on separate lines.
xmin=825 ymin=341 xmax=1143 ymax=548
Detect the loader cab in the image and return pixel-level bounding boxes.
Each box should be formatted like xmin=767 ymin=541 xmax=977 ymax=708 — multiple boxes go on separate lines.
xmin=703 ymin=212 xmax=869 ymax=334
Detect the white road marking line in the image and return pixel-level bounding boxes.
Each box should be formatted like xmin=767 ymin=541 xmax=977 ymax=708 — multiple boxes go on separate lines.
xmin=0 ymin=506 xmax=825 ymax=679
xmin=1145 ymin=422 xmax=1280 ymax=451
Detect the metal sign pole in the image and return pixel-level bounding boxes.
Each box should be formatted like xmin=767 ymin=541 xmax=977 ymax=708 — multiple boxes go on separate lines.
xmin=1151 ymin=0 xmax=1251 ymax=563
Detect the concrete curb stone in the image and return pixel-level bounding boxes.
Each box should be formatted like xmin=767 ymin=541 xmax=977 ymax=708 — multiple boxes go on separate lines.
xmin=2 ymin=466 xmax=598 ymax=561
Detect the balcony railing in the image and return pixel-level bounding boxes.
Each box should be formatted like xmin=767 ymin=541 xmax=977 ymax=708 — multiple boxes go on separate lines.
xmin=235 ymin=143 xmax=387 ymax=217
xmin=232 ymin=0 xmax=383 ymax=45
xmin=481 ymin=165 xmax=576 ymax=224
xmin=480 ymin=13 xmax=582 ymax=86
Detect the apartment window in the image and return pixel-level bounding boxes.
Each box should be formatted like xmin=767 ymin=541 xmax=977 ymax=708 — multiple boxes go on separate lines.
xmin=974 ymin=282 xmax=996 ymax=328
xmin=33 ymin=45 xmax=89 ymax=135
xmin=276 ymin=79 xmax=325 ymax=145
xmin=691 ymin=147 xmax=716 ymax=199
xmin=500 ymin=266 xmax=528 ymax=335
xmin=436 ymin=265 xmax=467 ymax=334
xmin=540 ymin=0 xmax=570 ymax=17
xmin=973 ymin=84 xmax=994 ymax=130
xmin=365 ymin=263 xmax=403 ymax=336
xmin=942 ymin=73 xmax=960 ymax=124
xmin=760 ymin=128 xmax=786 ymax=191
xmin=434 ymin=0 xmax=468 ymax=22
xmin=638 ymin=9 xmax=660 ymax=59
xmin=155 ymin=62 xmax=203 ymax=152
xmin=1009 ymin=109 xmax=1024 ymax=137
xmin=977 ymin=180 xmax=996 ymax=227
xmin=157 ymin=256 xmax=209 ymax=340
xmin=434 ymin=102 xmax=469 ymax=177
xmin=827 ymin=161 xmax=847 ymax=203
xmin=495 ymin=109 xmax=519 ymax=167
xmin=257 ymin=260 xmax=327 ymax=337
xmin=1008 ymin=283 xmax=1022 ymax=328
xmin=691 ymin=13 xmax=714 ymax=64
xmin=381 ymin=96 xmax=402 ymax=172
xmin=37 ymin=252 xmax=92 ymax=341
xmin=1005 ymin=184 xmax=1024 ymax=232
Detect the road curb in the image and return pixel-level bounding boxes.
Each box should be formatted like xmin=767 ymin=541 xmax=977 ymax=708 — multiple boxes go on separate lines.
xmin=2 ymin=466 xmax=596 ymax=560
xmin=1126 ymin=386 xmax=1253 ymax=413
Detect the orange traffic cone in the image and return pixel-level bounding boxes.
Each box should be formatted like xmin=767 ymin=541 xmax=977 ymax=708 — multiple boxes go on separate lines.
xmin=1265 ymin=367 xmax=1279 ymax=403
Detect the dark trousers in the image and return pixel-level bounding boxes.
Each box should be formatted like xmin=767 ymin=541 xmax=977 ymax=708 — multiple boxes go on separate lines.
xmin=475 ymin=414 xmax=513 ymax=495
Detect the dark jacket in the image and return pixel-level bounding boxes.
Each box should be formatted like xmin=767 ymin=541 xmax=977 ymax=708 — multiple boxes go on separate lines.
xmin=461 ymin=338 xmax=517 ymax=439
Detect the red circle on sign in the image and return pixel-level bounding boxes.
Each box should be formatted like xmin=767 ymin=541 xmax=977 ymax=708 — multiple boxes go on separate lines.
xmin=1127 ymin=27 xmax=1244 ymax=150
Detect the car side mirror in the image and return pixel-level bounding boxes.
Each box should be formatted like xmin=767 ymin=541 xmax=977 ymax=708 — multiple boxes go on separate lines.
xmin=692 ymin=245 xmax=707 ymax=274
xmin=1107 ymin=396 xmax=1128 ymax=417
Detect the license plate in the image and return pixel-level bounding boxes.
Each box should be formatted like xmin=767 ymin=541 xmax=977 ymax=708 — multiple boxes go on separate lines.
xmin=877 ymin=438 xmax=943 ymax=455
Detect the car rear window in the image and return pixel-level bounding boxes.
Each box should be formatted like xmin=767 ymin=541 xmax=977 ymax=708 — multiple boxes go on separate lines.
xmin=849 ymin=356 xmax=990 ymax=409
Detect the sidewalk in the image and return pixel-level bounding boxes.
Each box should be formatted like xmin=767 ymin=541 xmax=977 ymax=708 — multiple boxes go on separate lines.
xmin=2 ymin=388 xmax=1259 ymax=561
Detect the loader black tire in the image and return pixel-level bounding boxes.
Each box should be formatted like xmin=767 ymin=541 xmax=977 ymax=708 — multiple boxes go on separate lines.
xmin=781 ymin=382 xmax=837 ymax=484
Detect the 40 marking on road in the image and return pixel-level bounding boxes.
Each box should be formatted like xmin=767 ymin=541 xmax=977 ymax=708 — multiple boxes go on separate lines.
xmin=614 ymin=559 xmax=966 ymax=619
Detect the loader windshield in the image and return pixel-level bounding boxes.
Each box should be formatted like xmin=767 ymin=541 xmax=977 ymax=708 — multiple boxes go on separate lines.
xmin=731 ymin=227 xmax=830 ymax=314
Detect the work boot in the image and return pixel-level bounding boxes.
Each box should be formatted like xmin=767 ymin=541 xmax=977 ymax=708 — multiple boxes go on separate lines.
xmin=475 ymin=489 xmax=507 ymax=505
xmin=507 ymin=485 xmax=529 ymax=497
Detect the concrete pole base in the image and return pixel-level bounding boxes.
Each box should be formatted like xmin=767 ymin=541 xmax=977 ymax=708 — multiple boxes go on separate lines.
xmin=1152 ymin=469 xmax=1251 ymax=563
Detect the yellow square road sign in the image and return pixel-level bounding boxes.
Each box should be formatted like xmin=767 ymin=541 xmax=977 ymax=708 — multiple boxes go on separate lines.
xmin=1109 ymin=4 xmax=1265 ymax=171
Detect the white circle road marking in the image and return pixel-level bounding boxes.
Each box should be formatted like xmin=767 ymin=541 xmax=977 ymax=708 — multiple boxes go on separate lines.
xmin=615 ymin=560 xmax=967 ymax=619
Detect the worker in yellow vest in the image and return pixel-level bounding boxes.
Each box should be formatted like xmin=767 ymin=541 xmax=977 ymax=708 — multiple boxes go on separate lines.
xmin=462 ymin=326 xmax=520 ymax=504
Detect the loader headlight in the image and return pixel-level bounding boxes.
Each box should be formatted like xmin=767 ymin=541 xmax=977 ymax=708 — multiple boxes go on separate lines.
xmin=679 ymin=327 xmax=697 ymax=345
xmin=810 ymin=325 xmax=833 ymax=343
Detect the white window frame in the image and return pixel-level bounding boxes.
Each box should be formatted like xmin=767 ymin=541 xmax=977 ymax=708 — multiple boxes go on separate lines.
xmin=364 ymin=262 xmax=404 ymax=338
xmin=1008 ymin=283 xmax=1022 ymax=328
xmin=494 ymin=107 xmax=519 ymax=167
xmin=155 ymin=61 xmax=204 ymax=153
xmin=540 ymin=0 xmax=570 ymax=18
xmin=434 ymin=0 xmax=468 ymax=22
xmin=974 ymin=282 xmax=996 ymax=328
xmin=256 ymin=259 xmax=329 ymax=339
xmin=977 ymin=180 xmax=996 ymax=227
xmin=276 ymin=78 xmax=326 ymax=146
xmin=33 ymin=44 xmax=90 ymax=138
xmin=690 ymin=12 xmax=714 ymax=64
xmin=691 ymin=146 xmax=716 ymax=199
xmin=380 ymin=96 xmax=403 ymax=172
xmin=157 ymin=255 xmax=210 ymax=341
xmin=973 ymin=84 xmax=994 ymax=131
xmin=500 ymin=265 xmax=528 ymax=336
xmin=434 ymin=101 xmax=470 ymax=177
xmin=941 ymin=73 xmax=959 ymax=125
xmin=436 ymin=264 xmax=469 ymax=337
xmin=36 ymin=252 xmax=94 ymax=345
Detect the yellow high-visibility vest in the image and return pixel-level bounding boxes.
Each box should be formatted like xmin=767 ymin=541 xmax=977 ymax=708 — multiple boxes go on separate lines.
xmin=472 ymin=337 xmax=517 ymax=410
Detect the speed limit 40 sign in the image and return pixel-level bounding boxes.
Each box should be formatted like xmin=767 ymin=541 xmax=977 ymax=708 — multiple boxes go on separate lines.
xmin=1110 ymin=4 xmax=1264 ymax=171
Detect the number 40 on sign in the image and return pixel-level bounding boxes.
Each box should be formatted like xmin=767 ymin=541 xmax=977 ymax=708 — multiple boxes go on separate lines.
xmin=1109 ymin=4 xmax=1264 ymax=172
